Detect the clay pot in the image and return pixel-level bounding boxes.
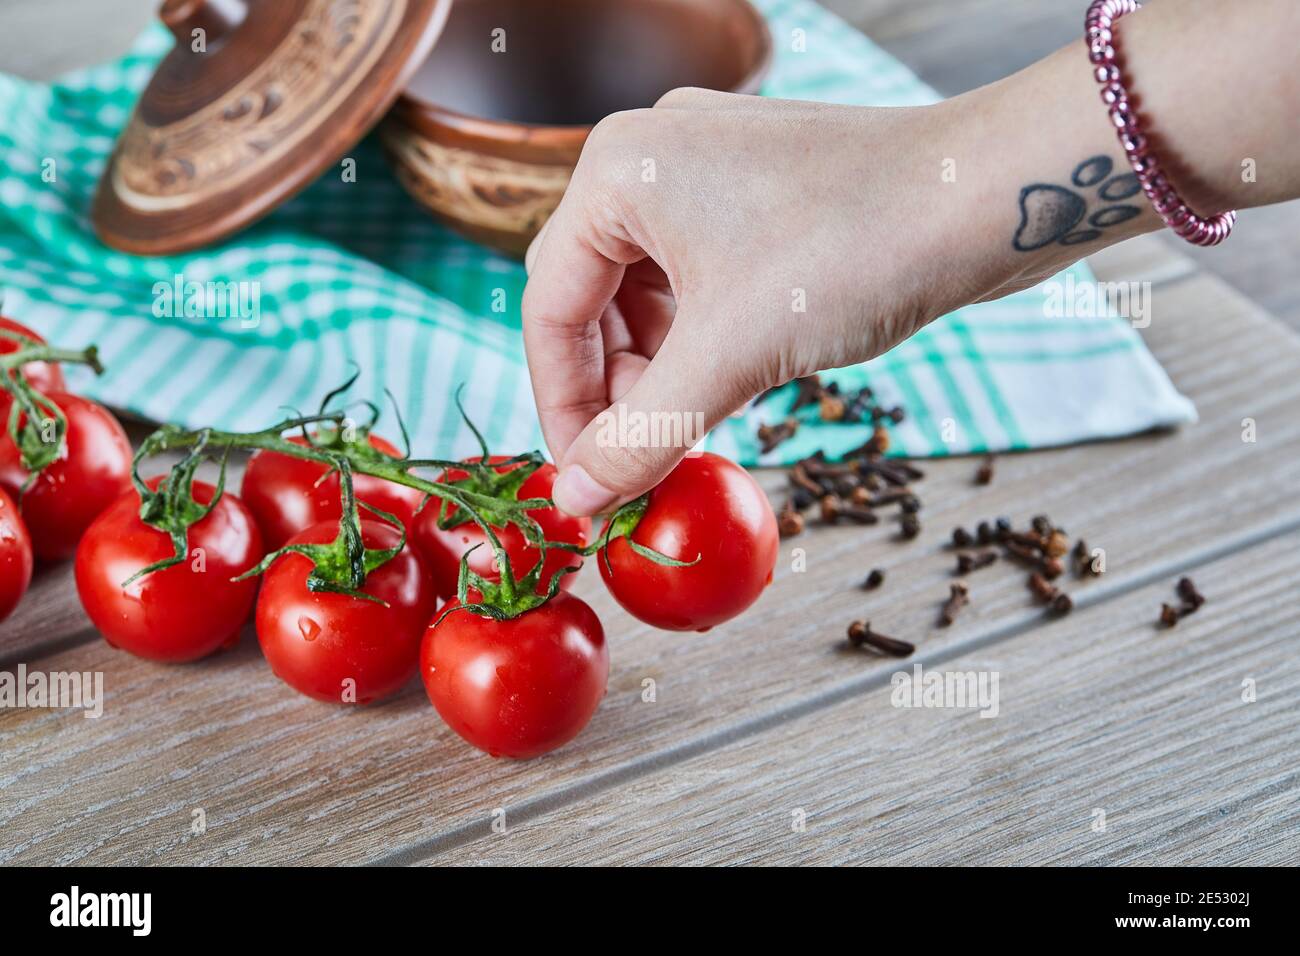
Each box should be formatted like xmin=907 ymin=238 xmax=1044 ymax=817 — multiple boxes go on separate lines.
xmin=381 ymin=0 xmax=771 ymax=257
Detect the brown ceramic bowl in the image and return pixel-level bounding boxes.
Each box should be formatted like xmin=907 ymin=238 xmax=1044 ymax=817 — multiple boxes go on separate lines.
xmin=380 ymin=0 xmax=772 ymax=257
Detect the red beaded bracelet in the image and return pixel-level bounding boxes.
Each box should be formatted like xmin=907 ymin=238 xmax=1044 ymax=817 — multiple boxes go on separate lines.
xmin=1086 ymin=0 xmax=1236 ymax=246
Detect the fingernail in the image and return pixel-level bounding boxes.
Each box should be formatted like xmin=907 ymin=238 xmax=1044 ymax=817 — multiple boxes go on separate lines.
xmin=552 ymin=464 xmax=617 ymax=516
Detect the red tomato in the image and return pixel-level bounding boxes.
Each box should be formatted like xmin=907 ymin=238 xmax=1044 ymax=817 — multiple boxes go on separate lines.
xmin=599 ymin=452 xmax=778 ymax=632
xmin=0 ymin=391 xmax=132 ymax=561
xmin=0 ymin=486 xmax=33 ymax=622
xmin=256 ymin=519 xmax=437 ymax=704
xmin=75 ymin=478 xmax=263 ymax=662
xmin=0 ymin=316 xmax=66 ymax=415
xmin=421 ymin=592 xmax=608 ymax=759
xmin=413 ymin=456 xmax=590 ymax=599
xmin=240 ymin=433 xmax=424 ymax=551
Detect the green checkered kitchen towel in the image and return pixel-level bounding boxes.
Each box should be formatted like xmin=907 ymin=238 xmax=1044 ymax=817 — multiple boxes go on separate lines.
xmin=0 ymin=0 xmax=1194 ymax=464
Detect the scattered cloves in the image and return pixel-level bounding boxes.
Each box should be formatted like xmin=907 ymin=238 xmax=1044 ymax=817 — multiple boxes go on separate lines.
xmin=939 ymin=582 xmax=970 ymax=627
xmin=1044 ymin=530 xmax=1070 ymax=559
xmin=898 ymin=512 xmax=921 ymax=540
xmin=956 ymin=550 xmax=998 ymax=574
xmin=846 ymin=620 xmax=915 ymax=657
xmin=1028 ymin=571 xmax=1075 ymax=616
xmin=791 ymin=375 xmax=824 ymax=411
xmin=1177 ymin=577 xmax=1206 ymax=612
xmin=1027 ymin=572 xmax=1058 ymax=602
xmin=1159 ymin=577 xmax=1206 ymax=628
xmin=818 ymin=393 xmax=846 ymax=422
xmin=1049 ymin=592 xmax=1074 ymax=615
xmin=975 ymin=455 xmax=995 ymax=486
xmin=757 ymin=417 xmax=799 ymax=454
xmin=820 ymin=494 xmax=878 ymax=525
xmin=862 ymin=568 xmax=885 ymax=590
xmin=777 ymin=502 xmax=805 ymax=538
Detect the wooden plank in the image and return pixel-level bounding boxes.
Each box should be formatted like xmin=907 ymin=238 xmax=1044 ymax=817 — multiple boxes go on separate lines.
xmin=2 ymin=265 xmax=1298 ymax=865
xmin=1086 ymin=233 xmax=1194 ymax=288
xmin=428 ymin=532 xmax=1300 ymax=865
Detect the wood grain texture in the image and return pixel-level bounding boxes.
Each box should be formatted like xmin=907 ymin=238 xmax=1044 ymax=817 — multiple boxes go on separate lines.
xmin=429 ymin=532 xmax=1300 ymax=866
xmin=2 ymin=260 xmax=1297 ymax=865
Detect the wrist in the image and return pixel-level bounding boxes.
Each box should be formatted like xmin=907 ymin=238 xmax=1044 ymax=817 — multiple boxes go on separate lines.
xmin=917 ymin=42 xmax=1165 ymax=311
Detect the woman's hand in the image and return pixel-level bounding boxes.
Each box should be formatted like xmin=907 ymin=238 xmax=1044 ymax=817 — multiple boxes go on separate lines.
xmin=522 ymin=0 xmax=1297 ymax=517
xmin=523 ymin=92 xmax=984 ymax=516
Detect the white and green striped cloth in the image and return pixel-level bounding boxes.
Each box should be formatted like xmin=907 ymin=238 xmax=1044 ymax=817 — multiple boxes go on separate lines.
xmin=0 ymin=0 xmax=1194 ymax=464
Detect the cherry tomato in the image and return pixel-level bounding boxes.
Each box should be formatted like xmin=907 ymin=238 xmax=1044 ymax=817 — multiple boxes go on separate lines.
xmin=0 ymin=391 xmax=132 ymax=561
xmin=421 ymin=592 xmax=608 ymax=759
xmin=0 ymin=316 xmax=66 ymax=417
xmin=75 ymin=477 xmax=263 ymax=662
xmin=413 ymin=456 xmax=590 ymax=599
xmin=240 ymin=433 xmax=424 ymax=551
xmin=256 ymin=519 xmax=437 ymax=704
xmin=599 ymin=452 xmax=778 ymax=632
xmin=0 ymin=486 xmax=33 ymax=623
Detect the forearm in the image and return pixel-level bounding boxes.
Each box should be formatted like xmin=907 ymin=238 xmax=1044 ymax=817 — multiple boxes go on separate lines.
xmin=925 ymin=0 xmax=1300 ymax=312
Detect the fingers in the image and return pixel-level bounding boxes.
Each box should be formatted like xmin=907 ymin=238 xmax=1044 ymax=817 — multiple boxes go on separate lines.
xmin=523 ymin=111 xmax=675 ymax=466
xmin=521 ymin=191 xmax=630 ymax=462
xmin=550 ymin=313 xmax=755 ymax=516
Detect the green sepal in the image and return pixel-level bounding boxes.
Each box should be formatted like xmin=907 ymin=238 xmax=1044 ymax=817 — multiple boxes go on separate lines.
xmin=592 ymin=495 xmax=701 ymax=577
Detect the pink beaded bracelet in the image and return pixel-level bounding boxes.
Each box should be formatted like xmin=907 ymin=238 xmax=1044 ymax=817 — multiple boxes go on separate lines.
xmin=1086 ymin=0 xmax=1236 ymax=246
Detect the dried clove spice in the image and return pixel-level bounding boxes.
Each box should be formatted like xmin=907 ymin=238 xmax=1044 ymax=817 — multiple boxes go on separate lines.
xmin=1177 ymin=577 xmax=1206 ymax=612
xmin=791 ymin=375 xmax=824 ymax=411
xmin=1072 ymin=538 xmax=1101 ymax=577
xmin=1027 ymin=572 xmax=1074 ymax=616
xmin=1159 ymin=577 xmax=1206 ymax=627
xmin=939 ymin=582 xmax=970 ymax=626
xmin=974 ymin=455 xmax=995 ymax=486
xmin=951 ymin=527 xmax=975 ymax=549
xmin=777 ymin=502 xmax=805 ymax=538
xmin=862 ymin=568 xmax=886 ymax=590
xmin=1027 ymin=571 xmax=1058 ymax=602
xmin=820 ymin=495 xmax=878 ymax=525
xmin=1049 ymin=592 xmax=1074 ymax=615
xmin=956 ymin=550 xmax=998 ymax=574
xmin=1044 ymin=531 xmax=1069 ymax=559
xmin=898 ymin=512 xmax=921 ymax=540
xmin=757 ymin=418 xmax=799 ymax=454
xmin=789 ymin=460 xmax=825 ymax=497
xmin=819 ymin=393 xmax=847 ymax=422
xmin=847 ymin=620 xmax=915 ymax=657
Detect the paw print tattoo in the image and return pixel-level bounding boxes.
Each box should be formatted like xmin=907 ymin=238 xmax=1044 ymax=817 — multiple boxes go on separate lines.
xmin=1012 ymin=155 xmax=1143 ymax=252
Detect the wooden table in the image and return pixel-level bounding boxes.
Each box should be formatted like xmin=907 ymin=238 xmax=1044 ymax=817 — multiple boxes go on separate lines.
xmin=2 ymin=234 xmax=1298 ymax=865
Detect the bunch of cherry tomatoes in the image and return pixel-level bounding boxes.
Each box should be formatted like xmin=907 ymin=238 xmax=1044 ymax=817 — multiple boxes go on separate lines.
xmin=0 ymin=317 xmax=779 ymax=759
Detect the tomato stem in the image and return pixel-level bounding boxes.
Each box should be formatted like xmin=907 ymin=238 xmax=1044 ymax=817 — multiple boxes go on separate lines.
xmin=0 ymin=333 xmax=105 ymax=483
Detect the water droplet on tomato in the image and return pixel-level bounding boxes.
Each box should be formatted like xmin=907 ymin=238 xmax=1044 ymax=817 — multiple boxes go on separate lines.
xmin=298 ymin=615 xmax=321 ymax=641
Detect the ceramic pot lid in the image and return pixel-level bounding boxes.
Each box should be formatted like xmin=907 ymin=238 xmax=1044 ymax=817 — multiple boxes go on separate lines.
xmin=92 ymin=0 xmax=450 ymax=255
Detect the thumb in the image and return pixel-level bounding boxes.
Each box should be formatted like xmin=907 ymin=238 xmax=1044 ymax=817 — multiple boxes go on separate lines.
xmin=550 ymin=322 xmax=756 ymax=516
